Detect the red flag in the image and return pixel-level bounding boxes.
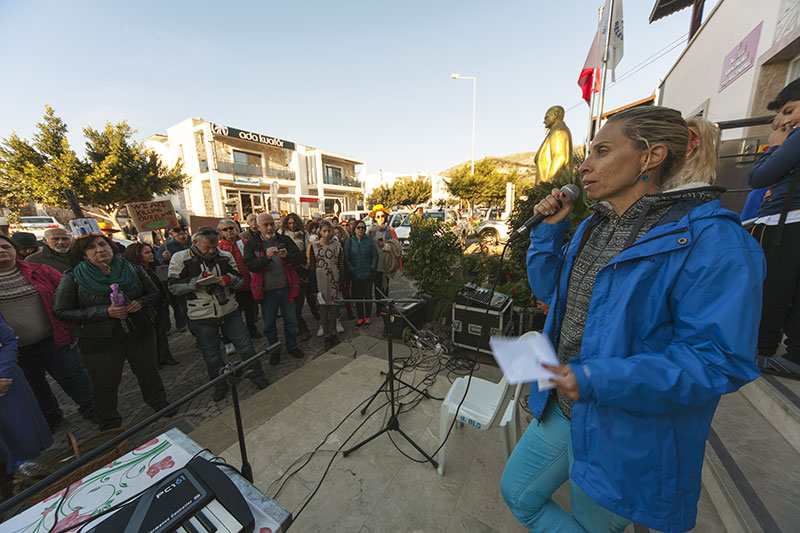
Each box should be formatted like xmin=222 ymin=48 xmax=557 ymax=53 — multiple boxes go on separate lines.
xmin=578 ymin=0 xmax=624 ymax=105
xmin=578 ymin=24 xmax=603 ymax=104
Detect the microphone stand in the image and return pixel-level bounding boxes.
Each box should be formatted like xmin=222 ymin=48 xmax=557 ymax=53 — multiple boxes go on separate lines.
xmin=340 ymin=294 xmax=438 ymax=469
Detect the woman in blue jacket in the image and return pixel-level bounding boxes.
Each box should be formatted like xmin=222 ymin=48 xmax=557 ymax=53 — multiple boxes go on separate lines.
xmin=748 ymin=78 xmax=800 ymax=379
xmin=344 ymin=221 xmax=378 ymax=327
xmin=500 ymin=107 xmax=764 ymax=532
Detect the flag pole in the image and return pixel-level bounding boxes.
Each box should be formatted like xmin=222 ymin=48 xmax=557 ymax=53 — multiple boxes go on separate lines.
xmin=594 ymin=0 xmax=615 ymax=135
xmin=585 ymin=5 xmax=604 ymax=155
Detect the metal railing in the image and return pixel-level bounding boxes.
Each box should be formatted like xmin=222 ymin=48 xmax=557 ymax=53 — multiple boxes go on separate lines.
xmin=217 ymin=161 xmax=296 ymax=181
xmin=323 ymin=174 xmax=363 ymax=188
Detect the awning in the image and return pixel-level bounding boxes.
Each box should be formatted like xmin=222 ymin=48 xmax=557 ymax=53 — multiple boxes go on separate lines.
xmin=649 ymin=0 xmax=694 ymax=23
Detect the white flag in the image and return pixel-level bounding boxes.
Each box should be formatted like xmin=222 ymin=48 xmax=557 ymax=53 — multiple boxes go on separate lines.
xmin=602 ymin=0 xmax=624 ymax=81
xmin=578 ymin=0 xmax=624 ymax=104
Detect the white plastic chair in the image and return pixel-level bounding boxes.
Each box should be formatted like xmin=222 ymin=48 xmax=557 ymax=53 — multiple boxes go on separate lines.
xmin=436 ymin=374 xmax=523 ymax=476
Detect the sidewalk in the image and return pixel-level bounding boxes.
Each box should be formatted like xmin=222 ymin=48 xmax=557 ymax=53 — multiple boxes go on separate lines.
xmin=38 ymin=274 xmax=418 ymax=461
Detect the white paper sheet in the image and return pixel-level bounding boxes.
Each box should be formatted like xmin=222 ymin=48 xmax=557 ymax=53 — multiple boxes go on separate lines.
xmin=490 ymin=333 xmax=560 ymax=388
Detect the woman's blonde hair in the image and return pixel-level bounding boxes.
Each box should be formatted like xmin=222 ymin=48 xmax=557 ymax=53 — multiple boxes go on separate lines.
xmin=606 ymin=106 xmax=720 ymax=190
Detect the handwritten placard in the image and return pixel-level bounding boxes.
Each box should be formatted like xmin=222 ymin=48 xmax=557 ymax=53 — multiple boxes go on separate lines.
xmin=126 ymin=200 xmax=179 ymax=232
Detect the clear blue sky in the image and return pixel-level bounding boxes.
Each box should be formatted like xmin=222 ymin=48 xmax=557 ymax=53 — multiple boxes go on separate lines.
xmin=0 ymin=0 xmax=712 ymax=175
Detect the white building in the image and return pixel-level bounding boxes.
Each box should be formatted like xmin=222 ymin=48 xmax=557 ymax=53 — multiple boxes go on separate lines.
xmin=146 ymin=118 xmax=366 ymax=220
xmin=658 ymin=0 xmax=800 ymax=137
xmin=364 ymin=170 xmax=454 ymax=206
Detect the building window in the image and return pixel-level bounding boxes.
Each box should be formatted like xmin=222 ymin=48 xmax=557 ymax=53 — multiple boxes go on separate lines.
xmin=233 ymin=150 xmax=262 ymax=167
xmin=788 ymin=55 xmax=800 ymax=85
xmin=324 ymin=165 xmax=343 ymax=180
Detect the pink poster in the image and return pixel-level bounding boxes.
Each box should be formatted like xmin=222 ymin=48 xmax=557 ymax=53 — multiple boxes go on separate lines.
xmin=719 ymin=22 xmax=763 ymax=92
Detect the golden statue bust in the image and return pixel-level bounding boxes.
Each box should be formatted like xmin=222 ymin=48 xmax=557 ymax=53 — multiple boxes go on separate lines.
xmin=535 ymin=105 xmax=573 ymax=183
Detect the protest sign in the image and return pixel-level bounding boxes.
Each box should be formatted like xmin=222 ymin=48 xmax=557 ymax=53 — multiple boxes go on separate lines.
xmin=127 ymin=200 xmax=179 ymax=232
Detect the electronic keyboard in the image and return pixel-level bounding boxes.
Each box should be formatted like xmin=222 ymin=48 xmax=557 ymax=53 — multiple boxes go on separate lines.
xmin=84 ymin=456 xmax=254 ymax=533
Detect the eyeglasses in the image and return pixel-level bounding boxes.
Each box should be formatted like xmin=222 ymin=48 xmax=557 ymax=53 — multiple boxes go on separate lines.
xmin=220 ymin=227 xmax=236 ymax=231
xmin=356 ymin=226 xmax=366 ymax=230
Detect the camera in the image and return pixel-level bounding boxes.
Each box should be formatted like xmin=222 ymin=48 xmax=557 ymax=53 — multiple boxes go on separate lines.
xmin=208 ymin=284 xmax=229 ymax=305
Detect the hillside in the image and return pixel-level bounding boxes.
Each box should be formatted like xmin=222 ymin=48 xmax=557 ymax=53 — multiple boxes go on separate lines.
xmin=440 ymin=151 xmax=536 ymax=178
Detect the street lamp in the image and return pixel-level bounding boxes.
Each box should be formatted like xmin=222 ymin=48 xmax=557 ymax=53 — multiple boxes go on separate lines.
xmin=451 ymin=73 xmax=476 ymax=175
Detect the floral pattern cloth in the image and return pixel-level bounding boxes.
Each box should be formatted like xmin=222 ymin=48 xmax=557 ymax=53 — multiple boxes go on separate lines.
xmin=3 ymin=435 xmax=192 ymax=533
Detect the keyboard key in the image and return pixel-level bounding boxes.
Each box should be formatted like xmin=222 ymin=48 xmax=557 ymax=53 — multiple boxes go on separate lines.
xmin=206 ymin=499 xmax=242 ymax=533
xmin=195 ymin=510 xmax=218 ymax=533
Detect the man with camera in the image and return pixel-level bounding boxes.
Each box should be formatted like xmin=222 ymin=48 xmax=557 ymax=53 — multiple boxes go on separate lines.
xmin=168 ymin=227 xmax=268 ymax=401
xmin=244 ymin=213 xmax=305 ymax=365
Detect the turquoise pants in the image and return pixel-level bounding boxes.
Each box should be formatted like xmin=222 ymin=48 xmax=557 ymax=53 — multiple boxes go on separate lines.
xmin=500 ymin=401 xmax=631 ymax=532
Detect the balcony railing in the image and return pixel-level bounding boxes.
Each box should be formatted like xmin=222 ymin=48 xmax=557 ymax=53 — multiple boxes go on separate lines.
xmin=323 ymin=174 xmax=363 ymax=188
xmin=217 ymin=161 xmax=296 ymax=180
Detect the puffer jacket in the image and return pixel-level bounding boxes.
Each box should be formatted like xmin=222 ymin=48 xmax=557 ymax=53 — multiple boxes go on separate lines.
xmin=218 ymin=237 xmax=250 ymax=292
xmin=53 ymin=263 xmax=159 ymax=339
xmin=344 ymin=235 xmax=378 ymax=281
xmin=167 ymin=248 xmax=241 ymax=321
xmin=526 ymin=194 xmax=765 ymax=532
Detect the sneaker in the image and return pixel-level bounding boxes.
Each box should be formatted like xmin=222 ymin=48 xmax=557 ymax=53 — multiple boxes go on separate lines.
xmin=364 ymin=318 xmax=371 ymax=327
xmin=317 ymin=325 xmax=324 ymax=337
xmin=269 ymin=351 xmax=281 ymax=366
xmin=225 ymin=343 xmax=236 ymax=355
xmin=336 ymin=319 xmax=344 ymax=333
xmin=324 ymin=337 xmax=333 ymax=351
xmin=756 ymin=355 xmax=800 ymax=380
xmin=331 ymin=335 xmax=340 ymax=346
xmin=356 ymin=319 xmax=364 ymax=328
xmin=249 ymin=329 xmax=263 ymax=339
xmin=290 ymin=347 xmax=305 ymax=359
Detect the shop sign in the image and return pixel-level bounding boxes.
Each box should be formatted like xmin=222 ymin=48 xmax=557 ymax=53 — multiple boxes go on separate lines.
xmin=300 ymin=197 xmax=319 ymax=203
xmin=126 ymin=200 xmax=180 ymax=232
xmin=210 ymin=123 xmax=295 ymax=151
xmin=233 ymin=176 xmax=261 ymax=186
xmin=719 ymin=22 xmax=762 ymax=93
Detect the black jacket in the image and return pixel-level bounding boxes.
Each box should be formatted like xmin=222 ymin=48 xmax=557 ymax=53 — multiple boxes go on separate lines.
xmin=243 ymin=232 xmax=303 ymax=273
xmin=53 ymin=264 xmax=159 ymax=339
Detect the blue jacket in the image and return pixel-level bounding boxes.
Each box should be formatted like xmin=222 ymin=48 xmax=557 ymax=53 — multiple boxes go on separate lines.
xmin=0 ymin=313 xmax=53 ymax=473
xmin=748 ymin=126 xmax=800 ymax=216
xmin=344 ymin=235 xmax=378 ymax=281
xmin=526 ymin=199 xmax=764 ymax=532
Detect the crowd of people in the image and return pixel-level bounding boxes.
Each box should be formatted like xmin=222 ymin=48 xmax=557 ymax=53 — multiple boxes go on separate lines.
xmin=0 ymin=204 xmax=409 ymax=498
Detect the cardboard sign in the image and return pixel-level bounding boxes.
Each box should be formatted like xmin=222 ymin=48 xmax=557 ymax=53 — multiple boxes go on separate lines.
xmin=127 ymin=200 xmax=180 ymax=232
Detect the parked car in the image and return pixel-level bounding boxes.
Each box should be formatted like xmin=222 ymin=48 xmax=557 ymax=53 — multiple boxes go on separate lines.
xmin=8 ymin=216 xmax=65 ymax=239
xmin=388 ymin=211 xmax=411 ymax=244
xmin=339 ymin=210 xmax=373 ymax=227
xmin=477 ymin=218 xmax=510 ymax=245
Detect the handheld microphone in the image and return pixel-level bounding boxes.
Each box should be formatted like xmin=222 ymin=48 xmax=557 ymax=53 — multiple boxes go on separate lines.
xmin=507 ymin=184 xmax=581 ymax=243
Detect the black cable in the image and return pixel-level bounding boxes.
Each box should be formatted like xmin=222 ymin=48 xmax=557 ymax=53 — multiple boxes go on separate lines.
xmin=47 ymin=481 xmax=71 ymax=533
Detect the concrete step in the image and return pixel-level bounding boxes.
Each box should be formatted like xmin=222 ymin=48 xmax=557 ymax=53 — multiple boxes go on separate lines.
xmin=740 ymin=375 xmax=800 ymax=454
xmin=702 ymin=389 xmax=800 ymax=532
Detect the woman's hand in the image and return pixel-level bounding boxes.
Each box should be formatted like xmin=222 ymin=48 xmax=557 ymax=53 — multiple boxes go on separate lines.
xmin=0 ymin=378 xmax=12 ymax=397
xmin=107 ymin=306 xmax=128 ymax=318
xmin=533 ymin=188 xmax=574 ymax=224
xmin=126 ymin=300 xmax=143 ymax=313
xmin=543 ymin=364 xmax=580 ymax=401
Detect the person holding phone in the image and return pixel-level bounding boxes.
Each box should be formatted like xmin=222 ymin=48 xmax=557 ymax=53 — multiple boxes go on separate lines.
xmin=244 ymin=213 xmax=305 ymax=364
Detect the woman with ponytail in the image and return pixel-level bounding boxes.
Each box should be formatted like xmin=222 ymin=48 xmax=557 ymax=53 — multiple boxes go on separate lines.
xmin=500 ymin=107 xmax=764 ymax=532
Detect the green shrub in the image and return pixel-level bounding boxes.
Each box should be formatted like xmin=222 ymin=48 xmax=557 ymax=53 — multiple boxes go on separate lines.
xmin=404 ymin=218 xmax=464 ymax=317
